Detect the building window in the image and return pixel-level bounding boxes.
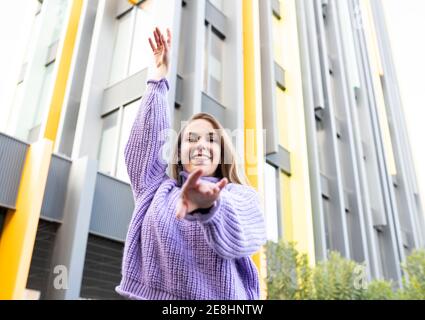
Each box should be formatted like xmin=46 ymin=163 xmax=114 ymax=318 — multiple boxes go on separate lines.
xmin=203 ymin=23 xmax=224 ymax=103
xmin=128 ymin=6 xmax=154 ymax=78
xmin=98 ymin=111 xmax=120 ymax=176
xmin=116 ymin=100 xmax=139 ymax=182
xmin=97 ymin=99 xmax=141 ymax=183
xmin=208 ymin=0 xmax=223 ymax=11
xmin=109 ymin=11 xmax=134 ymax=86
xmin=264 ymin=162 xmax=280 ymax=242
xmin=110 ymin=2 xmax=165 ymax=86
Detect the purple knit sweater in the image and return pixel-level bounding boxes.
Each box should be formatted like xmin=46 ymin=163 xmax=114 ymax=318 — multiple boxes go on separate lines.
xmin=115 ymin=78 xmax=267 ymax=300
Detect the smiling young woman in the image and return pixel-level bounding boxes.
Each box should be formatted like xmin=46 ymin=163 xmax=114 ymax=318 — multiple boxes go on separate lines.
xmin=115 ymin=27 xmax=267 ymax=300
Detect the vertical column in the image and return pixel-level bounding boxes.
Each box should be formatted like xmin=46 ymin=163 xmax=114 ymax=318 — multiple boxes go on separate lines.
xmin=0 ymin=139 xmax=53 ymax=299
xmin=42 ymin=0 xmax=84 ymax=144
xmin=242 ymin=0 xmax=267 ymax=300
xmin=45 ymin=156 xmax=97 ymax=300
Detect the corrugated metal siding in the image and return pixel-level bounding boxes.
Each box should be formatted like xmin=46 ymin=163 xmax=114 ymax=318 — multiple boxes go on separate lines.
xmin=80 ymin=234 xmax=124 ymax=300
xmin=26 ymin=220 xmax=59 ymax=300
xmin=40 ymin=154 xmax=72 ymax=222
xmin=90 ymin=173 xmax=134 ymax=242
xmin=0 ymin=133 xmax=29 ymax=209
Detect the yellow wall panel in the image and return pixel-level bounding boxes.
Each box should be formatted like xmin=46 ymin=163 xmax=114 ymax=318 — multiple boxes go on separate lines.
xmin=43 ymin=0 xmax=83 ymax=145
xmin=243 ymin=0 xmax=268 ymax=299
xmin=0 ymin=139 xmax=53 ymax=299
xmin=273 ymin=0 xmax=316 ymax=264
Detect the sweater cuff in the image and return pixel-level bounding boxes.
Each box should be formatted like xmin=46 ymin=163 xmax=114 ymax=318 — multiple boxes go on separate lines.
xmin=146 ymin=78 xmax=170 ymax=92
xmin=184 ymin=197 xmax=222 ymax=223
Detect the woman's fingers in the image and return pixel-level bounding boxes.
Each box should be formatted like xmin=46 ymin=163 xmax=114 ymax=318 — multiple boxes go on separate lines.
xmin=161 ymin=33 xmax=167 ymax=53
xmin=198 ymin=183 xmax=215 ymax=196
xmin=150 ymin=27 xmax=171 ymax=54
xmin=154 ymin=27 xmax=161 ymax=49
xmin=183 ymin=168 xmax=203 ymax=193
xmin=166 ymin=28 xmax=172 ymax=47
xmin=216 ymin=177 xmax=228 ymax=190
xmin=148 ymin=37 xmax=156 ymax=52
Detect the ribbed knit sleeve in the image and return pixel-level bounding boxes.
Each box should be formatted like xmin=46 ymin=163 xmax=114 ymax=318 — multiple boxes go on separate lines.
xmin=124 ymin=78 xmax=170 ymax=197
xmin=189 ymin=184 xmax=267 ymax=259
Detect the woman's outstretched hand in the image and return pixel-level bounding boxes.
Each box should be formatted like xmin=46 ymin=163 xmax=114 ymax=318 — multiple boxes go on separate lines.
xmin=148 ymin=27 xmax=171 ymax=80
xmin=176 ymin=169 xmax=228 ymax=220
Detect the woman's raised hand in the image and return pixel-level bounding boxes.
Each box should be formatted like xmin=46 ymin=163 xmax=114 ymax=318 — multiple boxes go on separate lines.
xmin=176 ymin=169 xmax=228 ymax=220
xmin=148 ymin=27 xmax=171 ymax=79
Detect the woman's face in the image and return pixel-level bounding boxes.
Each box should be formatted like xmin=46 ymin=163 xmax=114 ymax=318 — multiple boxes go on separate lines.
xmin=180 ymin=119 xmax=221 ymax=176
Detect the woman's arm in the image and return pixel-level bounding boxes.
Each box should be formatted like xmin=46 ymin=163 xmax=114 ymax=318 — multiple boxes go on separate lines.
xmin=124 ymin=27 xmax=172 ymax=197
xmin=124 ymin=79 xmax=170 ymax=197
xmin=186 ymin=184 xmax=267 ymax=260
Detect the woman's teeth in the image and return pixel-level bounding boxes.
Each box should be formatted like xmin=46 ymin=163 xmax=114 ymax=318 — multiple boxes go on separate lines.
xmin=192 ymin=155 xmax=211 ymax=160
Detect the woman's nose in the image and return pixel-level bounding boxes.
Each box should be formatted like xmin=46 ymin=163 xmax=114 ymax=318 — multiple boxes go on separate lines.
xmin=195 ymin=143 xmax=207 ymax=152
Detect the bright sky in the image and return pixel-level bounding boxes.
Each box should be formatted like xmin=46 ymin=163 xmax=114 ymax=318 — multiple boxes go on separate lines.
xmin=383 ymin=0 xmax=425 ymax=212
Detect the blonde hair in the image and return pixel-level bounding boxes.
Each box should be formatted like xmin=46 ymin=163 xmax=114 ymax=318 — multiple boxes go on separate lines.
xmin=170 ymin=112 xmax=249 ymax=186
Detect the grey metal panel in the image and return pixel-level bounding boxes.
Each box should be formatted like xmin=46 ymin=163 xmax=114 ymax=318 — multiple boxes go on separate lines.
xmin=115 ymin=0 xmax=133 ymax=18
xmin=101 ymin=68 xmax=148 ymax=116
xmin=46 ymin=156 xmax=98 ymax=299
xmin=0 ymin=133 xmax=29 ymax=209
xmin=18 ymin=63 xmax=28 ymax=84
xmin=274 ymin=62 xmax=286 ymax=91
xmin=372 ymin=0 xmax=425 ymax=248
xmin=324 ymin=0 xmax=371 ymax=266
xmin=274 ymin=166 xmax=284 ymax=239
xmin=348 ymin=0 xmax=402 ymax=282
xmin=27 ymin=124 xmax=42 ymax=144
xmin=175 ymin=74 xmax=184 ymax=108
xmin=58 ymin=0 xmax=99 ymax=157
xmin=311 ymin=0 xmax=351 ymax=259
xmin=259 ymin=0 xmax=279 ymax=155
xmin=205 ymin=0 xmax=227 ymax=39
xmin=201 ymin=92 xmax=225 ymax=125
xmin=40 ymin=154 xmax=72 ymax=222
xmin=45 ymin=40 xmax=59 ymax=66
xmin=295 ymin=0 xmax=327 ymax=261
xmin=90 ymin=172 xmax=134 ymax=242
xmin=271 ymin=0 xmax=281 ymax=20
xmin=266 ymin=145 xmax=291 ymax=176
xmin=320 ymin=174 xmax=330 ymax=199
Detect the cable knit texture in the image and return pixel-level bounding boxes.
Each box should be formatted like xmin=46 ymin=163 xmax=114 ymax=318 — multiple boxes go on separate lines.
xmin=115 ymin=78 xmax=267 ymax=300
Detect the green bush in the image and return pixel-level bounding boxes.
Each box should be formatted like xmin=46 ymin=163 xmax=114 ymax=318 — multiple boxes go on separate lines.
xmin=264 ymin=239 xmax=425 ymax=300
xmin=362 ymin=280 xmax=395 ymax=300
xmin=399 ymin=250 xmax=425 ymax=300
xmin=265 ymin=240 xmax=312 ymax=300
xmin=312 ymin=251 xmax=364 ymax=300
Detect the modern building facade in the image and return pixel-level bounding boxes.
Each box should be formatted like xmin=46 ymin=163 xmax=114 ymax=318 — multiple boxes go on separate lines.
xmin=0 ymin=0 xmax=423 ymax=300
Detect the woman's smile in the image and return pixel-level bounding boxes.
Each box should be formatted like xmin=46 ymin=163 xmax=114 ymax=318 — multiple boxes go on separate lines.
xmin=191 ymin=153 xmax=212 ymax=165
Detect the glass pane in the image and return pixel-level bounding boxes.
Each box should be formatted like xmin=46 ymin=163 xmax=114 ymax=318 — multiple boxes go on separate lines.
xmin=98 ymin=111 xmax=119 ymax=175
xmin=264 ymin=162 xmax=279 ymax=242
xmin=4 ymin=83 xmax=24 ymax=136
xmin=109 ymin=12 xmax=133 ymax=86
xmin=116 ymin=99 xmax=140 ymax=182
xmin=203 ymin=24 xmax=209 ymax=93
xmin=50 ymin=0 xmax=69 ymax=43
xmin=209 ymin=0 xmax=223 ymax=11
xmin=32 ymin=63 xmax=55 ymax=131
xmin=208 ymin=32 xmax=223 ymax=102
xmin=128 ymin=8 xmax=153 ymax=76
